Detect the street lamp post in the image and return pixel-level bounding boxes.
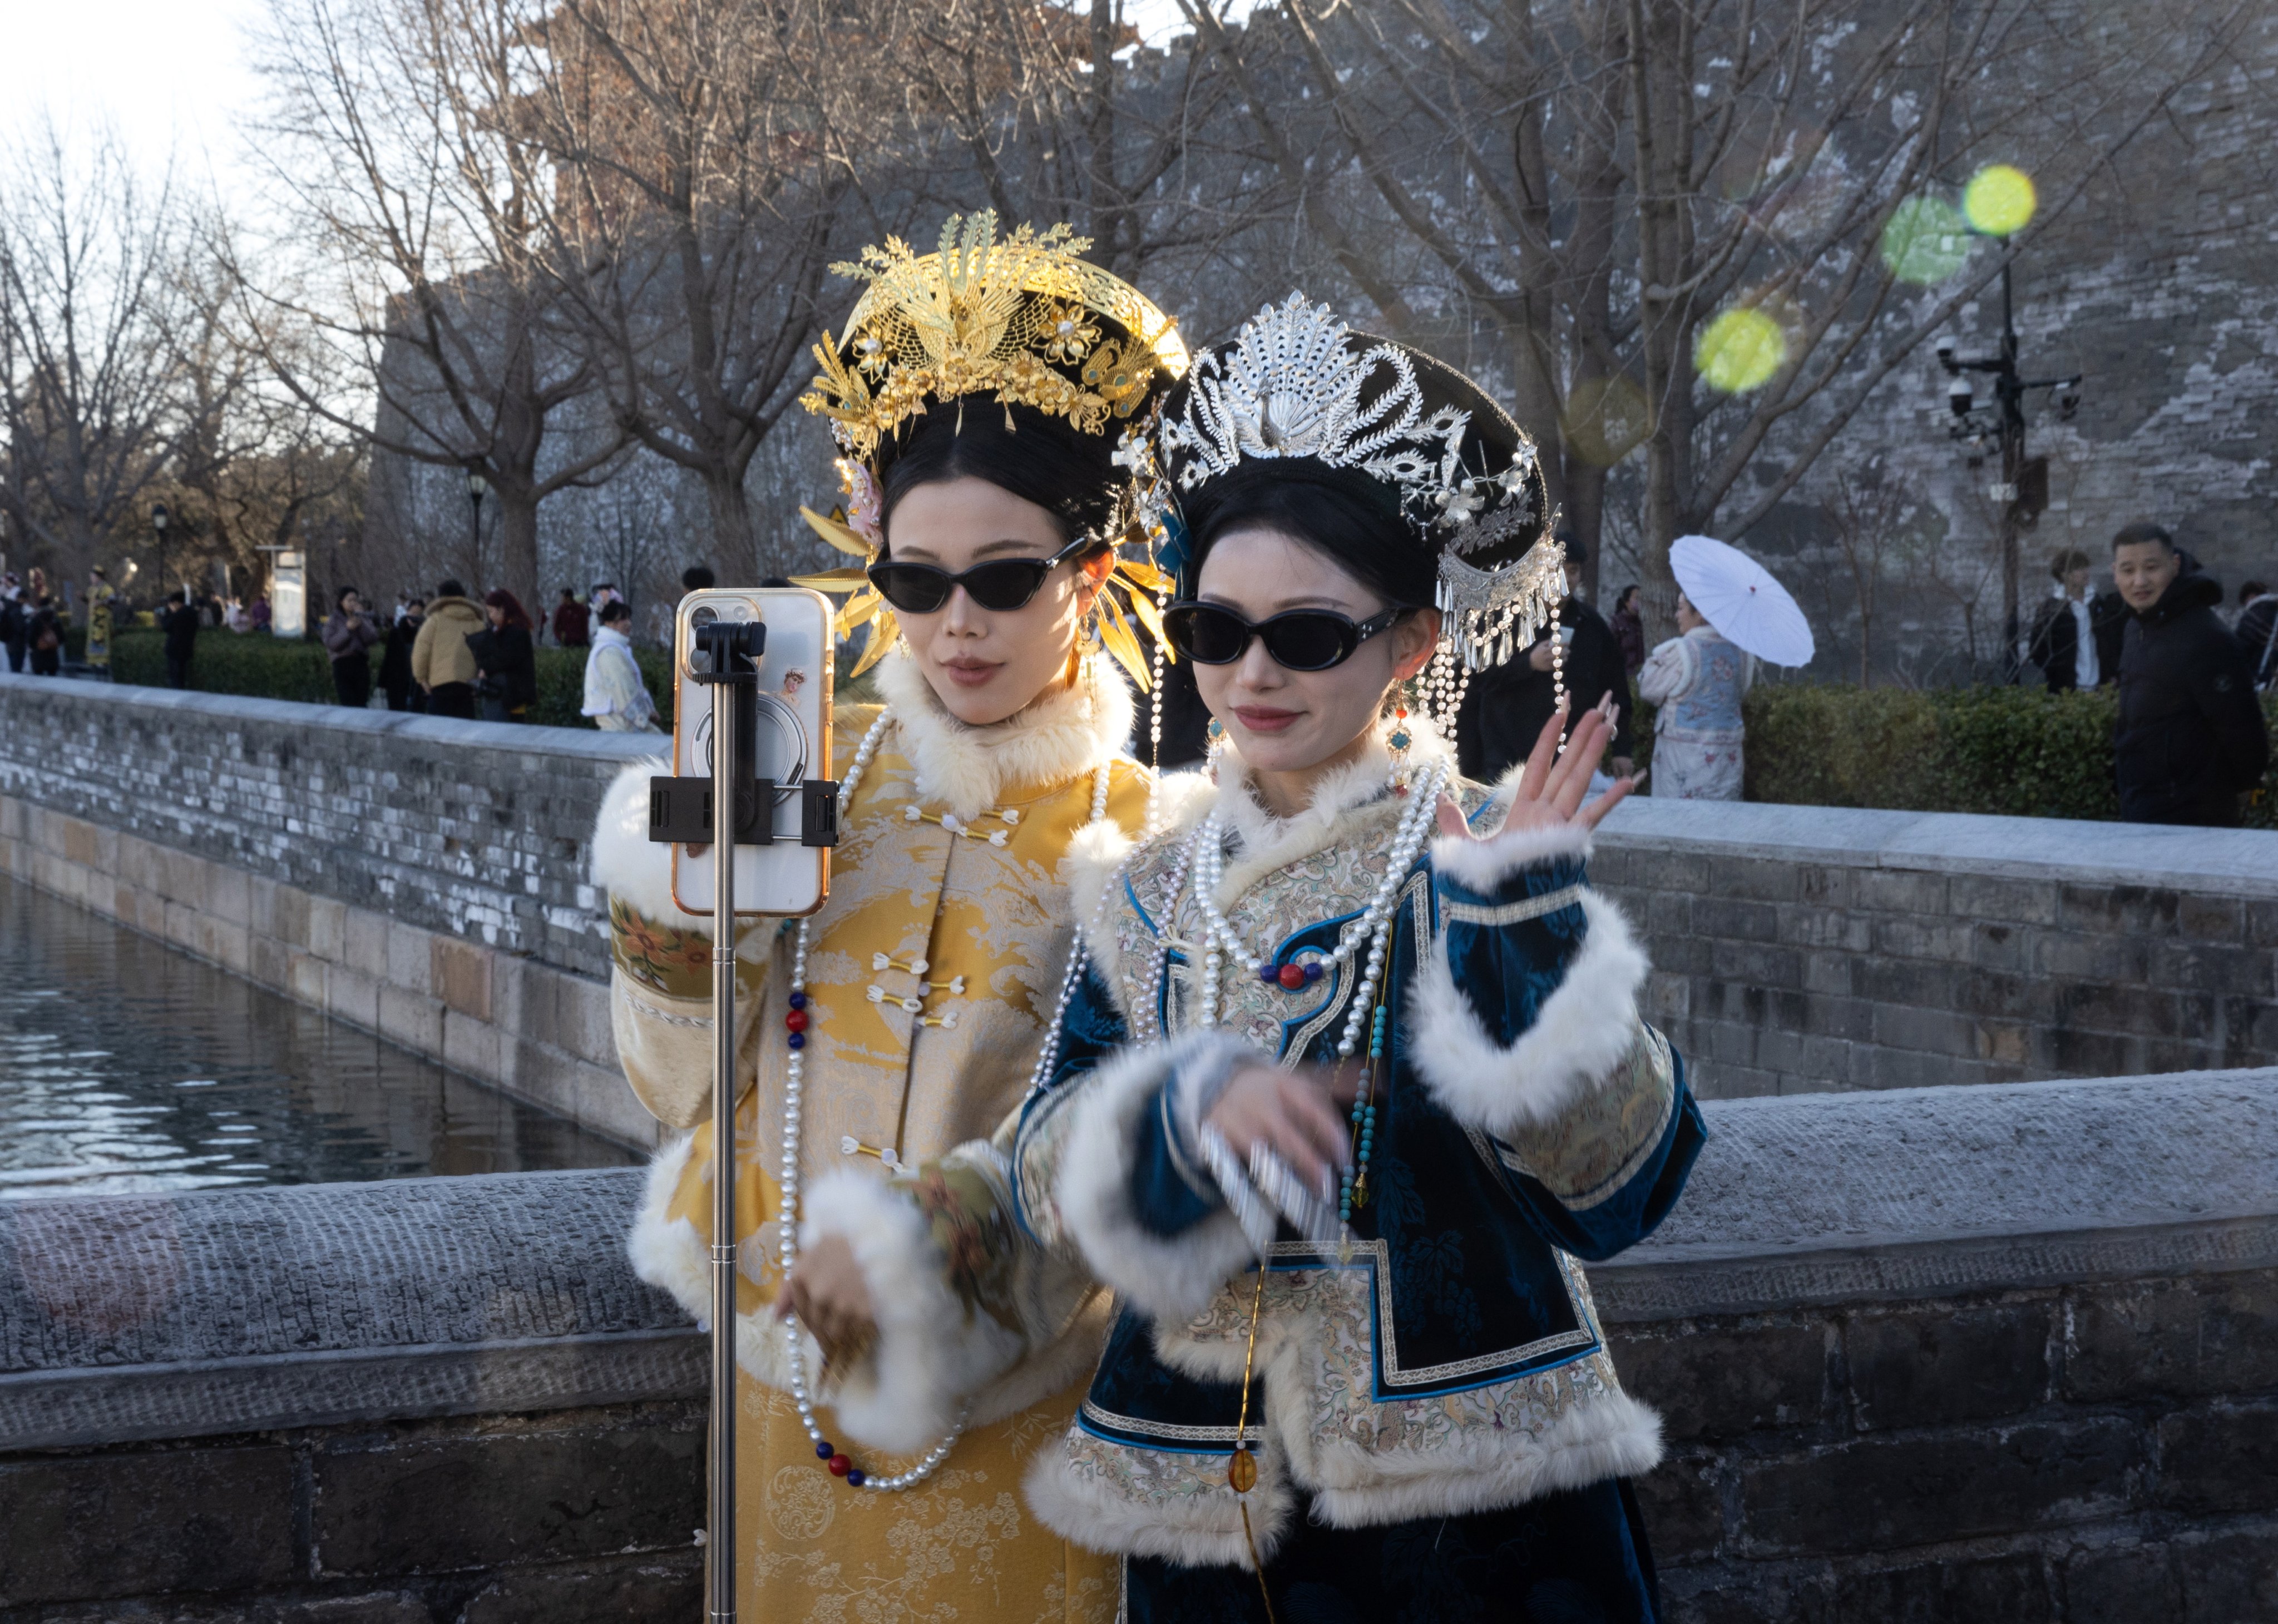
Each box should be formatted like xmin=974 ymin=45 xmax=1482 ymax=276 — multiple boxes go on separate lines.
xmin=1936 ymin=256 xmax=2081 ymax=684
xmin=151 ymin=503 xmax=170 ymax=602
xmin=467 ymin=469 xmax=488 ymax=564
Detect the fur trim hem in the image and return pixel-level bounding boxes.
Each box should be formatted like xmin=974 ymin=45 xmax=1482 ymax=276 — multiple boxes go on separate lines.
xmin=874 ymin=650 xmax=1134 ymax=821
xmin=1304 ymin=1390 xmax=1666 ymax=1526
xmin=1060 ymin=1032 xmax=1258 ymax=1322
xmin=1427 ymin=820 xmax=1593 ymax=892
xmin=796 ymin=1170 xmax=1026 ymax=1454
xmin=1406 ymin=893 xmax=1648 ymax=1136
xmin=591 ymin=759 xmax=682 ymax=924
xmin=625 ymin=1131 xmax=708 ymax=1322
xmin=1024 ymin=1438 xmax=1294 ymax=1567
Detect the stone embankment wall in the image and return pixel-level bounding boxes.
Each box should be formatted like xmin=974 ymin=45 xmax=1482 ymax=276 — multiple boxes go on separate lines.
xmin=1594 ymin=798 xmax=2278 ymax=1097
xmin=0 ymin=675 xmax=663 ymax=1150
xmin=2 ymin=676 xmax=2274 ymax=1116
xmin=3 ymin=1071 xmax=2270 ymax=1622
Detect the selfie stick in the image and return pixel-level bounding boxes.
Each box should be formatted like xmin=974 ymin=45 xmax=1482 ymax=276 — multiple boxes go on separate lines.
xmin=645 ymin=612 xmax=842 ymax=1621
xmin=697 ymin=619 xmax=763 ymax=1624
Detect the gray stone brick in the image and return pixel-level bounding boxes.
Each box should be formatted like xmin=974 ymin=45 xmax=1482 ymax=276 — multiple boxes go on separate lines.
xmin=1853 ymin=868 xmax=1949 ymax=914
xmin=1949 ymin=873 xmax=2059 ymax=925
xmin=1709 ymin=855 xmax=1798 ymax=904
xmin=2066 ymin=1273 xmax=2278 ymax=1403
xmin=1846 ymin=1304 xmax=2052 ymax=1430
xmin=311 ymin=1414 xmax=703 ymax=1576
xmin=1692 ymin=898 xmax=1781 ymax=942
xmin=1737 ymin=1418 xmax=2141 ymax=1556
xmin=2157 ymin=1402 xmax=2278 ymax=1515
xmin=0 ymin=1445 xmax=297 ymax=1604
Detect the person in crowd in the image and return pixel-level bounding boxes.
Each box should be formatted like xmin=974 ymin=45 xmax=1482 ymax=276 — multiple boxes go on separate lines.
xmin=551 ymin=587 xmax=590 ymax=648
xmin=679 ymin=563 xmax=716 ymax=596
xmin=322 ymin=586 xmax=382 ymax=709
xmin=579 ymin=599 xmax=656 ymax=731
xmin=250 ymin=594 xmax=273 ymax=633
xmin=161 ymin=589 xmax=200 ymax=689
xmin=1455 ymin=528 xmax=1635 ymax=781
xmin=468 ymin=588 xmax=537 ymax=723
xmin=603 ymin=214 xmax=1182 ymax=1622
xmin=223 ymin=597 xmax=252 ymax=633
xmin=26 ymin=592 xmax=63 ymax=677
xmin=83 ymin=565 xmax=116 ymax=674
xmin=1638 ymin=588 xmax=1754 ymax=800
xmin=379 ymin=598 xmax=427 ymax=712
xmin=2111 ymin=522 xmax=2270 ymax=826
xmin=1 ymin=575 xmax=25 ymax=674
xmin=797 ymin=295 xmax=1694 ymax=1618
xmin=590 ymin=581 xmax=620 ymax=615
xmin=2028 ymin=547 xmax=2126 ymax=694
xmin=410 ymin=579 xmax=485 ymax=719
xmin=2237 ymin=578 xmax=2277 ymax=691
xmin=1610 ymin=581 xmax=1647 ymax=680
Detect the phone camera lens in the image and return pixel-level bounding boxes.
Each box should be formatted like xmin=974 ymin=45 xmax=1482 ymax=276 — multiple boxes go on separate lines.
xmin=690 ymin=606 xmax=717 ymax=628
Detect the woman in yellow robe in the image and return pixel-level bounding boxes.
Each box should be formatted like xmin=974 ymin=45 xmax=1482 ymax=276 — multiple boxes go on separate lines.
xmin=587 ymin=213 xmax=1186 ymax=1623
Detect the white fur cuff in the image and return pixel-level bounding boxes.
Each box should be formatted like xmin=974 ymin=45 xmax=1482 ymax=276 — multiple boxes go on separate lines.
xmin=590 ymin=760 xmax=684 ymax=925
xmin=1406 ymin=892 xmax=1648 ymax=1137
xmin=1429 ymin=820 xmax=1593 ymax=894
xmin=798 ymin=1169 xmax=1027 ymax=1455
xmin=1059 ymin=1031 xmax=1261 ymax=1323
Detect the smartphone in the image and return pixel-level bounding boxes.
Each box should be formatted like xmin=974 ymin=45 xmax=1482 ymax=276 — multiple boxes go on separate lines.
xmin=668 ymin=588 xmax=836 ymax=918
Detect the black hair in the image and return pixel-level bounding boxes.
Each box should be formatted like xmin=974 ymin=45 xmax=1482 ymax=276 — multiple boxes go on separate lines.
xmin=1617 ymin=582 xmax=1641 ymax=612
xmin=2111 ymin=521 xmax=2174 ymax=555
xmin=878 ymin=400 xmax=1120 ymax=551
xmin=1182 ymin=460 xmax=1432 ymax=608
xmin=681 ymin=565 xmax=718 ymax=592
xmin=436 ymin=578 xmax=466 ymax=598
xmin=166 ymin=589 xmax=186 ymax=605
xmin=336 ymin=585 xmax=360 ymax=610
xmin=560 ymin=587 xmax=576 ymax=600
xmin=2244 ymin=580 xmax=2270 ymax=603
xmin=599 ymin=599 xmax=632 ymax=625
xmin=2051 ymin=547 xmax=2092 ymax=578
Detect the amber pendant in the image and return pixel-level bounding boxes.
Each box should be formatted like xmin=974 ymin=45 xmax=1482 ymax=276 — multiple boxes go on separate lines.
xmin=1227 ymin=1448 xmax=1258 ymax=1493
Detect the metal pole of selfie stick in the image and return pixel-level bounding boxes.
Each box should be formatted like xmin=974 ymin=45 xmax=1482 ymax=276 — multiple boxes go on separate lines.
xmin=698 ymin=622 xmax=763 ymax=1624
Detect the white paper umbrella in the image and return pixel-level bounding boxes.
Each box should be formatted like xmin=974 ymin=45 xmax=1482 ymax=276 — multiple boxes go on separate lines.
xmin=1668 ymin=534 xmax=1816 ymax=667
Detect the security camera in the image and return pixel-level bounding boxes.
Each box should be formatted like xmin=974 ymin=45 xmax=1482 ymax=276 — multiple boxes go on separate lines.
xmin=1935 ymin=335 xmax=1957 ymax=366
xmin=1948 ymin=376 xmax=1974 ymax=415
xmin=2059 ymin=389 xmax=2081 ymax=420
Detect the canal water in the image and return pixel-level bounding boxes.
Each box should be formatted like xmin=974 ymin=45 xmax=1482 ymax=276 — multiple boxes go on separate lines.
xmin=0 ymin=873 xmax=637 ymax=1197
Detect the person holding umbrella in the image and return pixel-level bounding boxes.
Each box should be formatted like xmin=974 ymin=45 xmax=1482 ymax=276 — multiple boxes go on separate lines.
xmin=1639 ymin=534 xmax=1815 ymax=801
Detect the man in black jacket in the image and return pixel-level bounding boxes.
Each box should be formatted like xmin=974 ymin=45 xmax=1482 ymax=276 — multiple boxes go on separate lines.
xmin=1455 ymin=532 xmax=1636 ymax=782
xmin=160 ymin=590 xmax=200 ymax=689
xmin=2111 ymin=522 xmax=2270 ymax=826
xmin=0 ymin=577 xmax=24 ymax=674
xmin=2028 ymin=547 xmax=2126 ymax=693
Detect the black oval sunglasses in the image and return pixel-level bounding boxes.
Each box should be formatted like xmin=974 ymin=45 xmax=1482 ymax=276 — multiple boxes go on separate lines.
xmin=1162 ymin=600 xmax=1406 ymax=672
xmin=867 ymin=536 xmax=1094 ymax=615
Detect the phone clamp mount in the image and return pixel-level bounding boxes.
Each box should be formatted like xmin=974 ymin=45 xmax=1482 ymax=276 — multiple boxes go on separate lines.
xmin=643 ymin=619 xmax=840 ymax=851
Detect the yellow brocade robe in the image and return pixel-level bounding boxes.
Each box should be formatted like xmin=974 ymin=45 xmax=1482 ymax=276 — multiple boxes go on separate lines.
xmin=592 ymin=652 xmax=1145 ymax=1623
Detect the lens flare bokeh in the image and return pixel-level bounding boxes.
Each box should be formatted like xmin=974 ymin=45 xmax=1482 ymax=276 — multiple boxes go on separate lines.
xmin=1879 ymin=196 xmax=1971 ymax=284
xmin=1964 ymin=165 xmax=2037 ymax=237
xmin=1696 ymin=307 xmax=1787 ymax=394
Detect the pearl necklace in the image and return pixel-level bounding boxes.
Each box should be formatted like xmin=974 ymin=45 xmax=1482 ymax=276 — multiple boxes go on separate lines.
xmin=777 ymin=707 xmax=1114 ymax=1492
xmin=1185 ymin=756 xmax=1447 ymax=1058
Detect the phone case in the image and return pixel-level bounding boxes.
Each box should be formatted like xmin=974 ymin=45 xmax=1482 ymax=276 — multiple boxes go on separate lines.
xmin=668 ymin=588 xmax=836 ymax=917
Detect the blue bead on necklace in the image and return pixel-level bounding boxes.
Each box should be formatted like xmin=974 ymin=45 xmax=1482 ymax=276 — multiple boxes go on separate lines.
xmin=1340 ymin=1003 xmax=1389 ymax=1222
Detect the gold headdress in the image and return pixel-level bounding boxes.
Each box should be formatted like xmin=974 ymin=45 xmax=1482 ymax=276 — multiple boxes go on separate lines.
xmin=793 ymin=211 xmax=1188 ymax=684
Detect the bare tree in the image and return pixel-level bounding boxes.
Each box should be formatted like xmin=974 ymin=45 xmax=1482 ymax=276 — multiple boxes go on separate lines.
xmin=1178 ymin=0 xmax=2246 ymax=612
xmin=1815 ymin=455 xmax=1918 ymax=684
xmin=238 ymin=0 xmax=627 ymax=611
xmin=511 ymin=0 xmax=926 ymax=578
xmin=0 ymin=122 xmax=204 ymax=585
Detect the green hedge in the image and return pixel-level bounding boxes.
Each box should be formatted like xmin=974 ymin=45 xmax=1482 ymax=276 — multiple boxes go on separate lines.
xmin=1718 ymin=683 xmax=2278 ymax=829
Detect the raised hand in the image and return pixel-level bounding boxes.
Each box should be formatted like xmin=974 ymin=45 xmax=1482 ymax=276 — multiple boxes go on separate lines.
xmin=1444 ymin=694 xmax=1637 ymax=845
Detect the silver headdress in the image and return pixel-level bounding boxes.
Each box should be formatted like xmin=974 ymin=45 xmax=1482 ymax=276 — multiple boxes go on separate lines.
xmin=1156 ymin=294 xmax=1564 ymax=675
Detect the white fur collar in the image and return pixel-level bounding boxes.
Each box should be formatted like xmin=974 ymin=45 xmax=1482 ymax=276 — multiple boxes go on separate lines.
xmin=873 ymin=648 xmax=1135 ymax=821
xmin=1177 ymin=716 xmax=1456 ymax=907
